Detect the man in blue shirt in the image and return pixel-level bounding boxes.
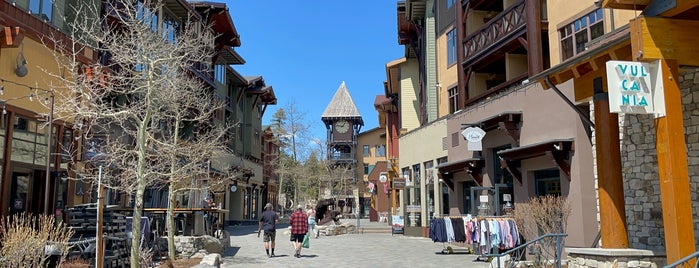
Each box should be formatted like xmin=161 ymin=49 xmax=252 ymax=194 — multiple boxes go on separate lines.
xmin=258 ymin=203 xmax=279 ymax=257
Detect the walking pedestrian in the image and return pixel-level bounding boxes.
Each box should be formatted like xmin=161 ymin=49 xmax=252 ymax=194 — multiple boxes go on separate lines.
xmin=289 ymin=205 xmax=308 ymax=258
xmin=307 ymin=205 xmax=318 ymax=238
xmin=258 ymin=203 xmax=279 ymax=258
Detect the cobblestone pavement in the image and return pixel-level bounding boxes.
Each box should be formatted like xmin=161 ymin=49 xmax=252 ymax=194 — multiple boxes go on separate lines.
xmin=219 ymin=220 xmax=491 ymax=268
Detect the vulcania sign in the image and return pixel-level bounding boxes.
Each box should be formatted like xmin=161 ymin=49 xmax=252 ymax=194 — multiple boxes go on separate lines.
xmin=606 ymin=60 xmax=666 ymax=116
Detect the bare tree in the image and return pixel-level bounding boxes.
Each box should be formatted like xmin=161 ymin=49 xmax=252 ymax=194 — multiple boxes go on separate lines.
xmin=42 ymin=1 xmax=227 ymax=265
xmin=155 ymin=74 xmax=234 ymax=259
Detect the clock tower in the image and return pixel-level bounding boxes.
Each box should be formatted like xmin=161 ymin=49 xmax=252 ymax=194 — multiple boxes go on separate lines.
xmin=321 ymin=81 xmax=363 ymax=203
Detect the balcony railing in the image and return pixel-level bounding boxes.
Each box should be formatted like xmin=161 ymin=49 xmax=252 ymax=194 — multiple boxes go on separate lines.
xmin=331 ymin=152 xmax=355 ymax=162
xmin=462 ymin=0 xmax=526 ymax=65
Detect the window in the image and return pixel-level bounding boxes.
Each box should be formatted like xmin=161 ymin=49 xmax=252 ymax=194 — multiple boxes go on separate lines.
xmin=363 ymin=145 xmax=370 ymax=157
xmin=214 ymin=65 xmax=226 ymax=85
xmin=448 ymin=87 xmax=458 ymax=114
xmin=560 ymin=9 xmax=604 ymax=60
xmin=162 ymin=10 xmax=181 ymax=43
xmin=14 ymin=0 xmax=53 ymax=22
xmin=446 ymin=0 xmax=455 ymax=9
xmin=447 ymin=29 xmax=457 ymax=65
xmin=375 ymin=145 xmax=386 ymax=157
xmin=424 ymin=160 xmax=434 ymax=184
xmin=363 ymin=163 xmax=369 ymax=175
xmin=412 ymin=164 xmax=421 ymax=185
xmin=534 ymin=169 xmax=561 ymax=196
xmin=137 ymin=1 xmax=158 ymax=32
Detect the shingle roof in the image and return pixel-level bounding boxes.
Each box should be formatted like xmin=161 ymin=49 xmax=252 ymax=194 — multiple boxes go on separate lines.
xmin=321 ymin=81 xmax=362 ymax=120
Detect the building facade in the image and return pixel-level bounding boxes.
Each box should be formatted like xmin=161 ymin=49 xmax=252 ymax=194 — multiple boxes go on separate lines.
xmin=356 ymin=126 xmax=387 ymax=219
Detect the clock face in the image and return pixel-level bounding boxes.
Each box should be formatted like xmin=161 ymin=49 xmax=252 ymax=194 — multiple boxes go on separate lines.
xmin=335 ymin=120 xmax=350 ymax=134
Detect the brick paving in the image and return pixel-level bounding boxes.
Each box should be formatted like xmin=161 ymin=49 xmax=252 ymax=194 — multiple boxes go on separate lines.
xmin=219 ymin=219 xmax=490 ymax=268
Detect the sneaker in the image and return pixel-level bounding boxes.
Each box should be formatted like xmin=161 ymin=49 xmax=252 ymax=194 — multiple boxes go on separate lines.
xmin=271 ymin=253 xmax=276 ymax=257
xmin=267 ymin=253 xmax=271 ymax=258
xmin=296 ymin=253 xmax=301 ymax=258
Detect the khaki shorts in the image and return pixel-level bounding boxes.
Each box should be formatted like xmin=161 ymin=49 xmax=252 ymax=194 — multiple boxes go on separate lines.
xmin=263 ymin=231 xmax=276 ymax=242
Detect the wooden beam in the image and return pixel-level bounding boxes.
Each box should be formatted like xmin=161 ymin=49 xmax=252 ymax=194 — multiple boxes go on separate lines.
xmin=500 ymin=158 xmax=522 ymax=185
xmin=547 ymin=151 xmax=571 ymax=180
xmin=631 ymin=16 xmax=699 ymax=66
xmin=498 ymin=121 xmax=520 ymax=145
xmin=0 ymin=26 xmax=23 ymax=48
xmin=654 ymin=59 xmax=696 ymax=263
xmin=601 ymin=0 xmax=650 ymax=9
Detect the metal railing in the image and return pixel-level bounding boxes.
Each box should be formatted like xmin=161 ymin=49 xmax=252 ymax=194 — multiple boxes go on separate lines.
xmin=665 ymin=251 xmax=699 ymax=268
xmin=482 ymin=233 xmax=567 ymax=268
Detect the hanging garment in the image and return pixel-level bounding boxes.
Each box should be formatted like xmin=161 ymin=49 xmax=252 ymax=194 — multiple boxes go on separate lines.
xmin=444 ymin=217 xmax=455 ymax=243
xmin=489 ymin=219 xmax=501 ymax=248
xmin=429 ymin=218 xmax=446 ymax=243
xmin=451 ymin=217 xmax=466 ymax=243
xmin=463 ymin=217 xmax=471 ymax=243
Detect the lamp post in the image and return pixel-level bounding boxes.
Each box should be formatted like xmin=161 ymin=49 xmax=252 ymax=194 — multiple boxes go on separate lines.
xmin=43 ymin=91 xmax=54 ymax=215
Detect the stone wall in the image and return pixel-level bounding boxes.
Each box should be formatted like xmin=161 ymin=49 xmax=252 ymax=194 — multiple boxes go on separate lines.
xmin=616 ymin=67 xmax=699 ymax=250
xmin=173 ymin=235 xmax=228 ymax=257
xmin=567 ymin=248 xmax=665 ymax=268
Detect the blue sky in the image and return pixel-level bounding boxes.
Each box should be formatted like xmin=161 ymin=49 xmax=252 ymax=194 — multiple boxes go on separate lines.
xmin=225 ymin=1 xmax=404 ymax=140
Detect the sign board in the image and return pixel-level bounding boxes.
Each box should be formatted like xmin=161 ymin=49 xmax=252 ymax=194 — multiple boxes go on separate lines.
xmin=391 ymin=215 xmax=404 ymax=234
xmin=606 ymin=60 xmax=665 ymax=116
xmin=462 ymin=126 xmax=486 ymax=151
xmin=393 ymin=178 xmax=406 ymax=190
xmin=479 ymin=195 xmax=489 ymax=203
xmin=406 ymin=205 xmax=421 ymax=213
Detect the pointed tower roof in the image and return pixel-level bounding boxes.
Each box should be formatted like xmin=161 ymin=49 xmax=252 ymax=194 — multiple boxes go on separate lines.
xmin=321 ymin=81 xmax=363 ymax=125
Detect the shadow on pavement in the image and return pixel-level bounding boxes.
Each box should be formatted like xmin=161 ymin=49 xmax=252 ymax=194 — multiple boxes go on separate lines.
xmin=227 ymin=223 xmax=291 ymax=237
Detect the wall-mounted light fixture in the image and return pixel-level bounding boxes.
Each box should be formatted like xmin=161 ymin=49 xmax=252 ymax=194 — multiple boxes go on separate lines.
xmin=15 ymin=45 xmax=28 ymax=77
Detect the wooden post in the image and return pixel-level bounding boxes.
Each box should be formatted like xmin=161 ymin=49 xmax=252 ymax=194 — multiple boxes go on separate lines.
xmin=592 ymin=77 xmax=628 ymax=248
xmin=96 ymin=166 xmax=104 ymax=268
xmin=654 ymin=59 xmax=696 ymax=263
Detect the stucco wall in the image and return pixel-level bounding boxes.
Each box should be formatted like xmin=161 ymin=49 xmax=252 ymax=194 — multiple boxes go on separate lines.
xmin=545 ymin=0 xmax=637 ymax=67
xmin=446 ymin=80 xmax=597 ymax=247
xmin=399 ymin=118 xmax=448 ymax=168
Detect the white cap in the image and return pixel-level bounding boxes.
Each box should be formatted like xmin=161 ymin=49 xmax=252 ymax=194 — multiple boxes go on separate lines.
xmin=297 ymin=205 xmax=303 ymax=210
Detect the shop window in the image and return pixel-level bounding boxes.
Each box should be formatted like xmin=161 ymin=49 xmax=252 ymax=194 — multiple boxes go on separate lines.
xmin=535 ymin=169 xmax=561 ymax=196
xmin=412 ymin=164 xmax=421 ymax=185
xmin=559 ymin=9 xmax=604 ymax=61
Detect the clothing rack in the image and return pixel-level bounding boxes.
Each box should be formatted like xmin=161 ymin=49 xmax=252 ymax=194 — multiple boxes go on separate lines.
xmin=431 ymin=215 xmax=475 ymax=255
xmin=469 ymin=216 xmax=521 ymax=262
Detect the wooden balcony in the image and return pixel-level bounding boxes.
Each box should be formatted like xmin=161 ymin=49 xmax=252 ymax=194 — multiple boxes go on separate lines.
xmin=462 ymin=0 xmax=526 ymax=66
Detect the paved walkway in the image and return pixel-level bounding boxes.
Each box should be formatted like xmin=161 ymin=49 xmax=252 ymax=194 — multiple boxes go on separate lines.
xmin=219 ymin=219 xmax=491 ymax=268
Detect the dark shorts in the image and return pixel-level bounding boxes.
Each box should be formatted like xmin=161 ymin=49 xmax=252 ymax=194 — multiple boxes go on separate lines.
xmin=263 ymin=231 xmax=276 ymax=242
xmin=290 ymin=233 xmax=305 ymax=242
